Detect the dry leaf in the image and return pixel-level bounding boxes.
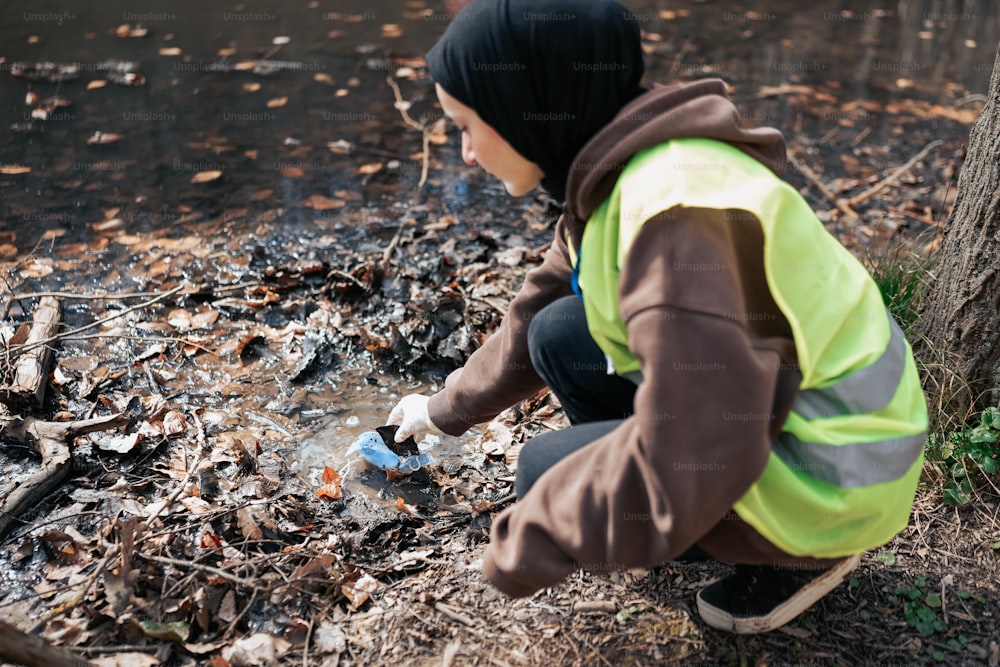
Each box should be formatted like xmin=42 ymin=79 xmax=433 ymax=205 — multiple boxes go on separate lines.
xmin=222 ymin=634 xmax=292 ymax=666
xmin=395 ymin=497 xmax=417 ymax=515
xmin=236 ymin=507 xmax=263 ymax=541
xmin=87 ymin=131 xmax=123 ymax=145
xmin=317 ymin=466 xmax=343 ymax=500
xmin=0 ymin=164 xmax=31 ymax=174
xmin=342 ymin=571 xmax=380 ymax=610
xmin=20 ymin=257 xmax=54 ymax=278
xmin=162 ymin=410 xmax=188 ymax=436
xmin=96 ymin=432 xmax=142 ymax=453
xmin=191 ymin=170 xmax=222 ymax=183
xmin=168 ymin=308 xmax=194 ymax=330
xmin=302 ymin=194 xmax=345 ymax=210
xmin=381 ymin=24 xmax=403 ymax=38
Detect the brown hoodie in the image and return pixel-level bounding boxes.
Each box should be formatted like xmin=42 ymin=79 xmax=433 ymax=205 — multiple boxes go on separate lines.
xmin=427 ymin=80 xmax=845 ymax=597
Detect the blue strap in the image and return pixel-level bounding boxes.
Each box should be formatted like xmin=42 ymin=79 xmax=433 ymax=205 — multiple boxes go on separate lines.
xmin=571 ymin=249 xmax=583 ymax=299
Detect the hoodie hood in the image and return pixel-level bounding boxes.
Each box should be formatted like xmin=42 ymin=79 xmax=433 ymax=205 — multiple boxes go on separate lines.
xmin=566 ymin=79 xmax=788 ymax=221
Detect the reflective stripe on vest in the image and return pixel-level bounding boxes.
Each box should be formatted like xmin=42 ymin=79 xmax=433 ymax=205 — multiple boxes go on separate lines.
xmin=575 ymin=137 xmax=928 ymax=558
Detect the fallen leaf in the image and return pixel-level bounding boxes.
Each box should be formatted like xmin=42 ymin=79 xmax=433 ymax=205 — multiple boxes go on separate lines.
xmin=115 ymin=24 xmax=149 ymax=38
xmin=302 ymin=194 xmax=345 ymax=210
xmin=395 ymin=497 xmax=417 ymax=515
xmin=222 ymin=633 xmax=292 ymax=666
xmin=87 ymin=80 xmax=108 ymax=89
xmin=87 ymin=131 xmax=123 ymax=145
xmin=162 ymin=410 xmax=188 ymax=436
xmin=136 ymin=620 xmax=190 ymax=642
xmin=96 ymin=432 xmax=142 ymax=453
xmin=191 ymin=170 xmax=222 ymax=184
xmin=342 ymin=571 xmax=380 ymax=610
xmin=0 ymin=164 xmax=31 ymax=174
xmin=168 ymin=308 xmax=194 ymax=330
xmin=357 ymin=162 xmax=383 ymax=175
xmin=236 ymin=507 xmax=263 ymax=541
xmin=317 ymin=466 xmax=343 ymax=500
xmin=313 ymin=621 xmax=347 ymax=654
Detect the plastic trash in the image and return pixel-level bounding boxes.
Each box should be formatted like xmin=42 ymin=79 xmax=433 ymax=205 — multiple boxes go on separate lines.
xmin=347 ymin=430 xmax=436 ymax=474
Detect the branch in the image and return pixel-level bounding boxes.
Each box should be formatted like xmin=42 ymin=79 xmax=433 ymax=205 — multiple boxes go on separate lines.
xmin=0 ymin=413 xmax=127 ymax=537
xmin=386 ymin=76 xmax=431 ymax=188
xmin=846 ymin=139 xmax=944 ymax=208
xmin=786 ymin=151 xmax=860 ymax=220
xmin=9 ymin=285 xmax=184 ymax=357
xmin=0 ymin=620 xmax=93 ymax=667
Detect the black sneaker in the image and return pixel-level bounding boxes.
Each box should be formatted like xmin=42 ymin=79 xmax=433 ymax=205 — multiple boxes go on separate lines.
xmin=696 ymin=553 xmax=860 ymax=634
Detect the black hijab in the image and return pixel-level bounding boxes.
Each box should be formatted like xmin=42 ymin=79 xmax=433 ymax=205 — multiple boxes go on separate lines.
xmin=427 ymin=0 xmax=645 ymax=201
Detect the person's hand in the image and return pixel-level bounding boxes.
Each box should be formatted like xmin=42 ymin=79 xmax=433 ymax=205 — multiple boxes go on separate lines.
xmin=387 ymin=394 xmax=444 ymax=442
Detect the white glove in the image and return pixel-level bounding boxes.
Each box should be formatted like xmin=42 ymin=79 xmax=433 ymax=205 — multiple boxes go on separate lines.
xmin=387 ymin=394 xmax=444 ymax=442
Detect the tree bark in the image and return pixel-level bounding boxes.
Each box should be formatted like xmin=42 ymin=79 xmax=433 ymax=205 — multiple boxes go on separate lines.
xmin=0 ymin=620 xmax=93 ymax=667
xmin=914 ymin=42 xmax=1000 ymax=418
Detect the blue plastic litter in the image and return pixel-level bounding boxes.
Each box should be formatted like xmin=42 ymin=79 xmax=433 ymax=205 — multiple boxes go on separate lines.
xmin=347 ymin=430 xmax=436 ymax=473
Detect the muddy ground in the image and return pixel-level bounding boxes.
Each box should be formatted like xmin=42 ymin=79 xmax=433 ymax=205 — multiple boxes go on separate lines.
xmin=2 ymin=2 xmax=1000 ymax=666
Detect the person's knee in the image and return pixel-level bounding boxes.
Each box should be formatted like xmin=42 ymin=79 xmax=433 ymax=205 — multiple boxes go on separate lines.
xmin=528 ymin=296 xmax=583 ymax=378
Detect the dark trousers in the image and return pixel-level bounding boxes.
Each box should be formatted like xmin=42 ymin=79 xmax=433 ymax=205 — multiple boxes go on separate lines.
xmin=520 ymin=296 xmax=841 ymax=568
xmin=517 ymin=295 xmax=638 ymax=497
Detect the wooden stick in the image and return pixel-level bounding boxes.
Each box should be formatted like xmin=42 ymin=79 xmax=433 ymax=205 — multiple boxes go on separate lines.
xmin=786 ymin=152 xmax=860 ymax=220
xmin=0 ymin=413 xmax=127 ymax=536
xmin=1 ymin=296 xmax=60 ymax=409
xmin=846 ymin=139 xmax=944 ymax=208
xmin=10 ymin=285 xmax=184 ymax=356
xmin=0 ymin=620 xmax=93 ymax=667
xmin=386 ymin=76 xmax=431 ymax=189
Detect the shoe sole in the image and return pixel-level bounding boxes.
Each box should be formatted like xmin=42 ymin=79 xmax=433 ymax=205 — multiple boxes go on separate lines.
xmin=696 ymin=553 xmax=861 ymax=634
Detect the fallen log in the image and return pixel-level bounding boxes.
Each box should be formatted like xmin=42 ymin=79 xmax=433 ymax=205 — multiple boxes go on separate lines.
xmin=0 ymin=295 xmax=60 ymax=411
xmin=0 ymin=620 xmax=93 ymax=667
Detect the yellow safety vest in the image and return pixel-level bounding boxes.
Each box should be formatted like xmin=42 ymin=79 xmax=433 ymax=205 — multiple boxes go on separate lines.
xmin=570 ymin=138 xmax=928 ymax=557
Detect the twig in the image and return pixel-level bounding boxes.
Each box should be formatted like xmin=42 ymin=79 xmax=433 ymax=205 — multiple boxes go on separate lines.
xmin=845 ymin=139 xmax=944 ymax=208
xmin=386 ymin=76 xmax=431 ymax=188
xmin=1 ymin=284 xmax=255 ymax=301
xmin=302 ymin=615 xmax=315 ymax=667
xmin=10 ymin=285 xmax=185 ymax=356
xmin=786 ymin=151 xmax=860 ymax=220
xmin=433 ymin=601 xmax=477 ymax=627
xmin=381 ymin=218 xmax=410 ymax=264
xmin=138 ymin=553 xmax=262 ymax=589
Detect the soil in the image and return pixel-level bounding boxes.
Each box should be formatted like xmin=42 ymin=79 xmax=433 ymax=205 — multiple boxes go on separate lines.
xmin=2 ymin=2 xmax=1000 ymax=666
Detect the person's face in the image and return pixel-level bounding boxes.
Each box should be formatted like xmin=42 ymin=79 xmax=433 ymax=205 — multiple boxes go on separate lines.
xmin=435 ymin=83 xmax=544 ymax=197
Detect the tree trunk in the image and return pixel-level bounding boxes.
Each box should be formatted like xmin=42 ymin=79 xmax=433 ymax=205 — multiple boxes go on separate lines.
xmin=914 ymin=42 xmax=1000 ymax=419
